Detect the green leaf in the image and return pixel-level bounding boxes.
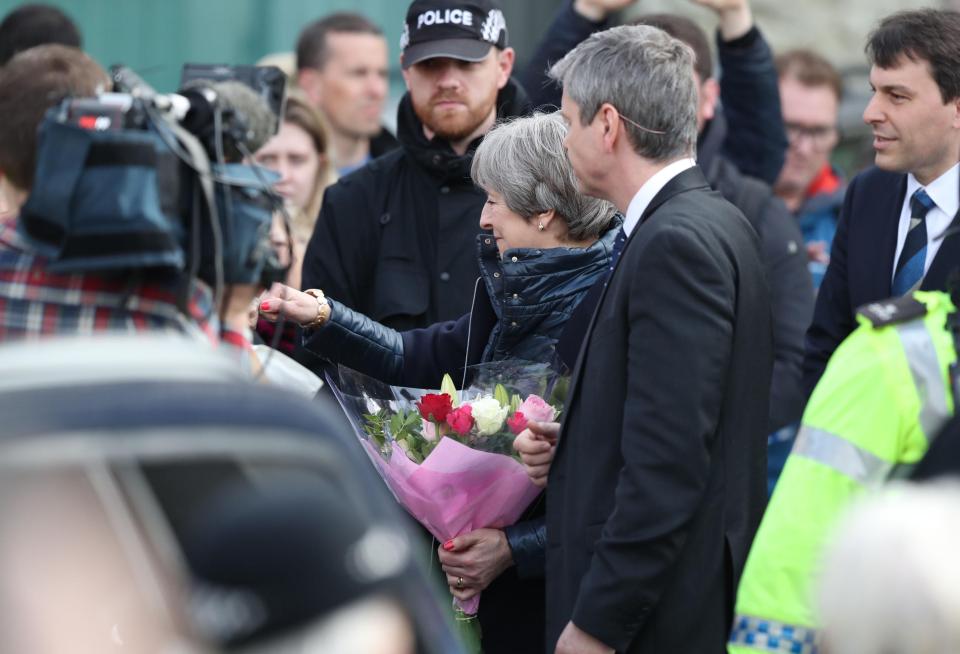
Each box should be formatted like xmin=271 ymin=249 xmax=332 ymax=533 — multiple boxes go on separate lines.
xmin=494 ymin=383 xmax=510 ymax=408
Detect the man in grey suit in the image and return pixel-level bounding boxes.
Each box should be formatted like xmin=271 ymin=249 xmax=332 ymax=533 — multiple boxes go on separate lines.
xmin=515 ymin=25 xmax=772 ymax=654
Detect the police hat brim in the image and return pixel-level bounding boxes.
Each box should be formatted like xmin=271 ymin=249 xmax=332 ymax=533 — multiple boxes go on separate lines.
xmin=401 ymin=38 xmax=493 ymax=69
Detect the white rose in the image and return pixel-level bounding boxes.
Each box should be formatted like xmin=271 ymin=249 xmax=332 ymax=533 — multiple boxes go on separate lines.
xmin=470 ymin=396 xmax=508 ymax=435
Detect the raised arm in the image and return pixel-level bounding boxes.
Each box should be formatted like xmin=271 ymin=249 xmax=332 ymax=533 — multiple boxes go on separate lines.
xmin=518 ymin=0 xmax=639 ymax=110
xmin=696 ymin=0 xmax=788 ymax=184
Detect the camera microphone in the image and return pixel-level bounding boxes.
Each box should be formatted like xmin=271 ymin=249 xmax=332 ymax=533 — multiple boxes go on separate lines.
xmin=179 ymin=79 xmax=274 ymax=161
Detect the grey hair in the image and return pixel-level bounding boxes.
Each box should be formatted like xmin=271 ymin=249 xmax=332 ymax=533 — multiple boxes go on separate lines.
xmin=471 ymin=112 xmax=617 ymax=241
xmin=817 ymin=482 xmax=960 ymax=654
xmin=549 ymin=24 xmax=698 ymax=162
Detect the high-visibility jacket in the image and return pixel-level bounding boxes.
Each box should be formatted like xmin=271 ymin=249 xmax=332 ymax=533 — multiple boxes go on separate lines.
xmin=728 ymin=290 xmax=957 ymax=654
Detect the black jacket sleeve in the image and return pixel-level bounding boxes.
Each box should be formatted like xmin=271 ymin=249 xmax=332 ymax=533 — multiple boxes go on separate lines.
xmin=302 ymin=299 xmax=405 ymax=384
xmin=302 ymin=284 xmax=497 ymax=389
xmin=503 ymin=517 xmax=546 ymax=579
xmin=717 ymin=26 xmax=788 ymax=185
xmin=801 ymin=176 xmax=857 ymax=399
xmin=760 ymin=196 xmax=815 ymax=430
xmin=517 ymin=2 xmax=605 ymax=110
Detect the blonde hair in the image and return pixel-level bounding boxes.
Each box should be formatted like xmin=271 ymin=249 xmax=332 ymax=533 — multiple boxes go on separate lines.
xmin=282 ymin=91 xmax=337 ymax=245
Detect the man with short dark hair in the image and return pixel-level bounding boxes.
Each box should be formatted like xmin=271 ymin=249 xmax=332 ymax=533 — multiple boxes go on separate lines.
xmin=802 ymin=8 xmax=960 ymax=397
xmin=295 ymin=13 xmax=395 ymax=174
xmin=775 ymin=49 xmax=846 ymax=289
xmin=0 ymin=3 xmax=81 ymax=66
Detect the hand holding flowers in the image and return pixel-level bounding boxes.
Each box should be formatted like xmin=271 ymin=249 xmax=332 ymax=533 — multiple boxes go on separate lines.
xmin=513 ymin=420 xmax=561 ymax=488
xmin=438 ymin=529 xmax=514 ymax=601
xmin=331 ymin=362 xmax=565 ymax=618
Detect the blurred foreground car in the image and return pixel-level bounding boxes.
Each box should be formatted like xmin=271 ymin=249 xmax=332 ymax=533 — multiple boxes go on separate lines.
xmin=0 ymin=335 xmax=464 ymax=654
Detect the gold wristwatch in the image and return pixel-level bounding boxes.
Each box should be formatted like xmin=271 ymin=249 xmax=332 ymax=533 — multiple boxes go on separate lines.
xmin=302 ymin=289 xmax=331 ymax=329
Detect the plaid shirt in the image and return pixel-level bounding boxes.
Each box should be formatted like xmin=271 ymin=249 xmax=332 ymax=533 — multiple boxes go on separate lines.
xmin=0 ymin=217 xmax=219 ymax=344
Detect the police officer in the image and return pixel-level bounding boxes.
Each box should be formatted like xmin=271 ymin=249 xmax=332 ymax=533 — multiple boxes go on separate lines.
xmin=728 ymin=288 xmax=957 ymax=653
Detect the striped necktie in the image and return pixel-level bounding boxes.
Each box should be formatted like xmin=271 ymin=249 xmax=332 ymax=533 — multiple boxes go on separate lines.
xmin=892 ymin=188 xmax=936 ymax=296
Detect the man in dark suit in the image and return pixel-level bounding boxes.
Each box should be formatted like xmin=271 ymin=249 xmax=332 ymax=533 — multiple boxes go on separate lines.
xmin=802 ymin=8 xmax=960 ymax=397
xmin=516 ymin=24 xmax=772 ymax=654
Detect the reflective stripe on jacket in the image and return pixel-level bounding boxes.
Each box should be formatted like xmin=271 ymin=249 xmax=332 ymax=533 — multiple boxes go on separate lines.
xmin=729 ymin=290 xmax=957 ymax=653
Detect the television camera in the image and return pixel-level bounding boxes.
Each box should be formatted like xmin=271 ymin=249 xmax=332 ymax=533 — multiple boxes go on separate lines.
xmin=18 ymin=63 xmax=290 ymax=304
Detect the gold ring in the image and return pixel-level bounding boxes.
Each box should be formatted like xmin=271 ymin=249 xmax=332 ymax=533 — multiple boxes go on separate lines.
xmin=456 ymin=576 xmax=464 ymax=589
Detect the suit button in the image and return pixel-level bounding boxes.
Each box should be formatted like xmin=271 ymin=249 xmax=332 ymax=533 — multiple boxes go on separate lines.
xmin=484 ymin=238 xmax=492 ymax=245
xmin=432 ymin=154 xmax=442 ymax=165
xmin=512 ymin=293 xmax=519 ymax=300
xmin=511 ymin=256 xmax=518 ymax=262
xmin=493 ymin=272 xmax=501 ymax=278
xmin=511 ymin=321 xmax=518 ymax=328
xmin=440 ymin=186 xmax=450 ymax=194
xmin=440 ymin=272 xmax=451 ymax=282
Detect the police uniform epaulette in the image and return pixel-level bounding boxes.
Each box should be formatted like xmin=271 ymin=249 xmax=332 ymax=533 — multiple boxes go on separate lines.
xmin=856 ymin=294 xmax=928 ymax=327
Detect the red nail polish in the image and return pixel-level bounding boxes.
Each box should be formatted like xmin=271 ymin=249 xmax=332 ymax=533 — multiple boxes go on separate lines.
xmin=260 ymin=301 xmax=271 ymax=311
xmin=443 ymin=540 xmax=455 ymax=551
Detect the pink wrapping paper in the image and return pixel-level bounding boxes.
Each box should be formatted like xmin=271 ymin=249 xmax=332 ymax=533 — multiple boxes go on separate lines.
xmin=361 ymin=436 xmax=541 ymax=614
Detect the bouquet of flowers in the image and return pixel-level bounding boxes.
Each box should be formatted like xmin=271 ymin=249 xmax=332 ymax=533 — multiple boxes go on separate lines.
xmin=328 ymin=361 xmax=565 ymax=616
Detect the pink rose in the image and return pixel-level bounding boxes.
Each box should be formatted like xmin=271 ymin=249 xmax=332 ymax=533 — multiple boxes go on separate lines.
xmin=446 ymin=405 xmax=474 ymax=436
xmin=421 ymin=419 xmax=438 ymax=442
xmin=507 ymin=411 xmax=528 ymax=435
xmin=519 ymin=395 xmax=557 ymax=423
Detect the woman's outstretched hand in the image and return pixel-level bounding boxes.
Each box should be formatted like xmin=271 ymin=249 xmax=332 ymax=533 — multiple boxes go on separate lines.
xmin=258 ymin=282 xmax=319 ymax=326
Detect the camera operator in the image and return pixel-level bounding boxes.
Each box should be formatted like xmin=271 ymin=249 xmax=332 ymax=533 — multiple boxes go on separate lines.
xmin=0 ymin=45 xmax=218 ymax=343
xmin=0 ymin=45 xmax=245 ymax=352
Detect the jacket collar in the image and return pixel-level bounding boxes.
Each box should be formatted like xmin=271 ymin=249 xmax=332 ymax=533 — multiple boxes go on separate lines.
xmin=476 ymin=223 xmax=620 ymax=318
xmin=634 ymin=166 xmax=713 ymax=231
xmin=396 ymin=78 xmax=531 ymax=180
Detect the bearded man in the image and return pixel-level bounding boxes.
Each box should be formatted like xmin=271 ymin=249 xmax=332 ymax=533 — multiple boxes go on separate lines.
xmin=300 ymin=0 xmax=526 ymax=329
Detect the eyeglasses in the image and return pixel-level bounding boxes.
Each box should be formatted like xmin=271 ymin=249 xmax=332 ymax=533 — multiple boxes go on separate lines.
xmin=785 ymin=122 xmax=837 ymax=149
xmin=618 ymin=113 xmax=666 ymax=136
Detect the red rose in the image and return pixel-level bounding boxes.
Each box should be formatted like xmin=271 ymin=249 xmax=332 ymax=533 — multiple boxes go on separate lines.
xmin=417 ymin=393 xmax=453 ymax=423
xmin=507 ymin=410 xmax=528 ymax=435
xmin=446 ymin=405 xmax=474 ymax=436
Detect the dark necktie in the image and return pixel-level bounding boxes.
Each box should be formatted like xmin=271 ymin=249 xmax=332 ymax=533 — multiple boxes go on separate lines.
xmin=608 ymin=227 xmax=627 ymax=276
xmin=892 ymin=188 xmax=936 ymax=296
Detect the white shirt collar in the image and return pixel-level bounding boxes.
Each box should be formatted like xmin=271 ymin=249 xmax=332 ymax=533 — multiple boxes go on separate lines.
xmin=622 ymin=158 xmax=697 ymax=236
xmin=906 ymin=163 xmax=960 ymax=233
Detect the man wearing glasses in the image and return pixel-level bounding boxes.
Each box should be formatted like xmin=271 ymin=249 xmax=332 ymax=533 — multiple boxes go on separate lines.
xmin=773 ymin=50 xmax=845 ymax=290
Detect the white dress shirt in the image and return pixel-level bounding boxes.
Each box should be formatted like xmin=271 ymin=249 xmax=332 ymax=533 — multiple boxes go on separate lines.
xmin=891 ymin=162 xmax=959 ymax=282
xmin=622 ymin=158 xmax=697 ymax=237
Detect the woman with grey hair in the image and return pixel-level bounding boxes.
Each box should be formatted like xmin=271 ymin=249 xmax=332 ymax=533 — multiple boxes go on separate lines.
xmin=259 ymin=112 xmax=618 ymax=653
xmin=260 ymin=111 xmax=617 ymax=379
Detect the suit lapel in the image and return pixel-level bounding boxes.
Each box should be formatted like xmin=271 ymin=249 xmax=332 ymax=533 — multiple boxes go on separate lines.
xmin=923 ymin=170 xmax=960 ymax=290
xmin=558 ymin=167 xmax=712 ymax=450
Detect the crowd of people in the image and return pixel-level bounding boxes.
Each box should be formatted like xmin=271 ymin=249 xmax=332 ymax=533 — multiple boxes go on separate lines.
xmin=2 ymin=0 xmax=960 ymax=652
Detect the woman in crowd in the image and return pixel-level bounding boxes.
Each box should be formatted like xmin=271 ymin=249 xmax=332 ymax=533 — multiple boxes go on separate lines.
xmin=259 ymin=112 xmax=618 ymax=653
xmin=252 ymin=91 xmax=335 ymax=355
xmin=253 ymin=90 xmax=335 ymax=290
